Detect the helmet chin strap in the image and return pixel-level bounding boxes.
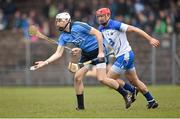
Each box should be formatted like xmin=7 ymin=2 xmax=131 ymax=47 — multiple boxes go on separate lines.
xmin=59 ymin=20 xmax=71 ymax=31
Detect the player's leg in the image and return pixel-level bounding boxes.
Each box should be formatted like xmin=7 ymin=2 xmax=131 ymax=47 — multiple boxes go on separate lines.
xmin=109 ymin=51 xmax=138 ymax=99
xmin=106 ymin=50 xmax=136 ymax=99
xmin=74 ymin=66 xmax=89 ymax=110
xmin=107 ymin=67 xmax=136 ymax=108
xmin=125 ymin=69 xmax=158 ymax=109
xmin=123 ymin=50 xmax=158 ymax=109
xmin=95 ymin=62 xmax=132 ymax=109
xmin=108 ymin=66 xmax=137 ymax=94
xmin=70 ymin=48 xmax=88 ymax=110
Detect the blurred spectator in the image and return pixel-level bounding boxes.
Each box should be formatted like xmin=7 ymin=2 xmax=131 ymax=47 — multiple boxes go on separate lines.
xmin=21 ymin=13 xmax=29 ymax=40
xmin=41 ymin=20 xmax=50 ymax=36
xmin=73 ymin=10 xmax=82 ymax=21
xmin=42 ymin=0 xmax=51 ymax=18
xmin=63 ymin=0 xmax=75 ymax=13
xmin=57 ymin=2 xmax=65 ymax=13
xmin=137 ymin=12 xmax=147 ymax=29
xmin=154 ymin=19 xmax=167 ymax=34
xmin=77 ymin=1 xmax=91 ymax=18
xmin=3 ymin=0 xmax=16 ymax=16
xmin=29 ymin=10 xmax=38 ymax=25
xmin=154 ymin=10 xmax=167 ymax=34
xmin=174 ymin=0 xmax=180 ymax=33
xmin=159 ymin=0 xmax=170 ymax=10
xmin=0 ymin=8 xmax=7 ymax=30
xmin=109 ymin=0 xmax=118 ymax=18
xmin=48 ymin=3 xmax=58 ymax=18
xmin=145 ymin=13 xmax=156 ymax=33
xmin=13 ymin=10 xmax=21 ymax=31
xmin=134 ymin=0 xmax=144 ymax=14
xmin=166 ymin=16 xmax=173 ymax=34
xmin=125 ymin=0 xmax=134 ymax=17
xmin=116 ymin=0 xmax=126 ymax=16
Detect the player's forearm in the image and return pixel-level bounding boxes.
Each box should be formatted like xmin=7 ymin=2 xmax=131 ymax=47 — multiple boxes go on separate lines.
xmin=45 ymin=53 xmax=62 ymax=64
xmin=45 ymin=46 xmax=64 ymax=64
xmin=90 ymin=27 xmax=104 ymax=54
xmin=96 ymin=33 xmax=104 ymax=54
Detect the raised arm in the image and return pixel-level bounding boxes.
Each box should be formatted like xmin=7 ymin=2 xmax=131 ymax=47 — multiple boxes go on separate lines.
xmin=89 ymin=27 xmax=105 ymax=58
xmin=127 ymin=25 xmax=160 ymax=47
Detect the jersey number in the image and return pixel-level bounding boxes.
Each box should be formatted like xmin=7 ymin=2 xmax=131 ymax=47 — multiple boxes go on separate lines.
xmin=109 ymin=38 xmax=115 ymax=47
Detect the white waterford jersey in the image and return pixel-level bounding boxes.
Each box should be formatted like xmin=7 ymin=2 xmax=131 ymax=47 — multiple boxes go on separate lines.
xmin=99 ymin=19 xmax=132 ymax=57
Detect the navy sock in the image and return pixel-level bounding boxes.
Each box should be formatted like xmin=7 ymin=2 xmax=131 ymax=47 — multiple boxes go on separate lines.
xmin=123 ymin=83 xmax=135 ymax=93
xmin=143 ymin=92 xmax=155 ymax=105
xmin=116 ymin=86 xmax=128 ymax=97
xmin=76 ymin=94 xmax=84 ymax=109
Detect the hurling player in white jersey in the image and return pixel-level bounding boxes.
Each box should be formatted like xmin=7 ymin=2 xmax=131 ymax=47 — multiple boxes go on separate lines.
xmin=96 ymin=8 xmax=160 ymax=109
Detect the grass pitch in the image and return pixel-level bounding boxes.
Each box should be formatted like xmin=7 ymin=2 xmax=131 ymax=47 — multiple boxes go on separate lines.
xmin=0 ymin=85 xmax=180 ymax=118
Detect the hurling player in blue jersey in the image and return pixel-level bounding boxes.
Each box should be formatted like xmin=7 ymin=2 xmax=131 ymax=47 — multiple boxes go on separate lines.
xmin=31 ymin=12 xmax=138 ymax=110
xmin=96 ymin=8 xmax=160 ymax=109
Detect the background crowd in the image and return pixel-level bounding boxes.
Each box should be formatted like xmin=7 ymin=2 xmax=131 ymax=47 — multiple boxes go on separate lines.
xmin=0 ymin=0 xmax=180 ymax=40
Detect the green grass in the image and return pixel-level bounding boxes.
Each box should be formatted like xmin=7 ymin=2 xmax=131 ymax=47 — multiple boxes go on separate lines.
xmin=0 ymin=85 xmax=180 ymax=118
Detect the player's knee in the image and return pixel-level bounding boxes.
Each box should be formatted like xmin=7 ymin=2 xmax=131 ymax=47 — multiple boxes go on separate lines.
xmin=74 ymin=73 xmax=83 ymax=82
xmin=97 ymin=77 xmax=106 ymax=85
xmin=96 ymin=73 xmax=106 ymax=82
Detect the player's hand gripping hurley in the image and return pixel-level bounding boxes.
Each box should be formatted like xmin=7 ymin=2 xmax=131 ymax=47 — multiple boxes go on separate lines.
xmin=67 ymin=51 xmax=114 ymax=73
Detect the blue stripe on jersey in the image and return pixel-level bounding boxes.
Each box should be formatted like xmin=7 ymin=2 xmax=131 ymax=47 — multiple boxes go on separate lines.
xmin=58 ymin=21 xmax=99 ymax=52
xmin=98 ymin=19 xmax=122 ymax=31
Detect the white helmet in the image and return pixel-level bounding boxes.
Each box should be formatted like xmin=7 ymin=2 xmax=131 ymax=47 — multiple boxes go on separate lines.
xmin=56 ymin=12 xmax=71 ymax=21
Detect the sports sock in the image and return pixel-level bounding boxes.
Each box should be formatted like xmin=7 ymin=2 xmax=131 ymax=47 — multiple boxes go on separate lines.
xmin=123 ymin=83 xmax=135 ymax=93
xmin=76 ymin=94 xmax=84 ymax=109
xmin=143 ymin=92 xmax=155 ymax=105
xmin=116 ymin=86 xmax=128 ymax=97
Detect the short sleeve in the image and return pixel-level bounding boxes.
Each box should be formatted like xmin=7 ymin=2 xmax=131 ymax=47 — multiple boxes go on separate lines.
xmin=58 ymin=34 xmax=65 ymax=46
xmin=75 ymin=22 xmax=92 ymax=34
xmin=119 ymin=23 xmax=129 ymax=32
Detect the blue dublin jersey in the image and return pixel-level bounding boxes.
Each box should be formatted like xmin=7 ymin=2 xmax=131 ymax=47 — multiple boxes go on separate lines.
xmin=58 ymin=21 xmax=99 ymax=52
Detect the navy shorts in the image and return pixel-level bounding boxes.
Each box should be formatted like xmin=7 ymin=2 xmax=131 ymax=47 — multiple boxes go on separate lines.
xmin=80 ymin=47 xmax=109 ymax=65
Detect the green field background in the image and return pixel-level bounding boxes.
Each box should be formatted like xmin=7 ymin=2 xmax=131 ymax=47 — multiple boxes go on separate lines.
xmin=0 ymin=85 xmax=180 ymax=118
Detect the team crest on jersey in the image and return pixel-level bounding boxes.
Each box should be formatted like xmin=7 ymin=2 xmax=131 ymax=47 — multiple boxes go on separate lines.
xmin=103 ymin=30 xmax=116 ymax=37
xmin=70 ymin=32 xmax=84 ymax=47
xmin=72 ymin=37 xmax=84 ymax=47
